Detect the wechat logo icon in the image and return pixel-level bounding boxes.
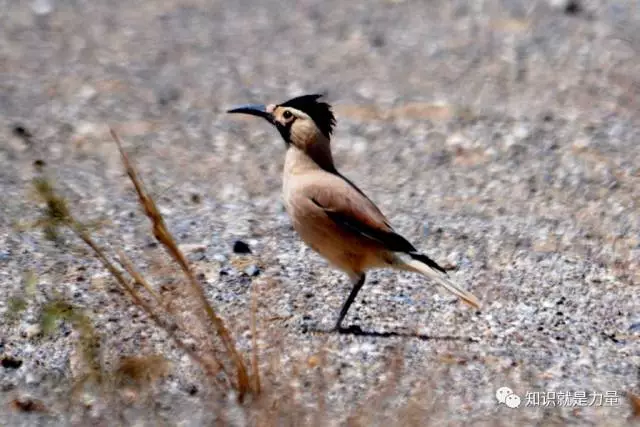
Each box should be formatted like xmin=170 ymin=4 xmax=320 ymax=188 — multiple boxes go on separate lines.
xmin=496 ymin=387 xmax=521 ymax=409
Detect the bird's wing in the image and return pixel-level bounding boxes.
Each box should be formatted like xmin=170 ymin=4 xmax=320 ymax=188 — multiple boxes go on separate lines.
xmin=333 ymin=171 xmax=391 ymax=226
xmin=307 ymin=176 xmax=417 ymax=253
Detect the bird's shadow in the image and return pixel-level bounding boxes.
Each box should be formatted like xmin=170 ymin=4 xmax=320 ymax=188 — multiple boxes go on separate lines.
xmin=304 ymin=324 xmax=479 ymax=342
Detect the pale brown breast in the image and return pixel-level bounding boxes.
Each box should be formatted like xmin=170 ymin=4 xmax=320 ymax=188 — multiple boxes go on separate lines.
xmin=283 ymin=173 xmax=389 ymax=275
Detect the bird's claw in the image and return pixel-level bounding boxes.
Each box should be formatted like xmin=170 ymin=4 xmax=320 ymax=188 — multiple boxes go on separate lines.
xmin=334 ymin=324 xmax=364 ymax=334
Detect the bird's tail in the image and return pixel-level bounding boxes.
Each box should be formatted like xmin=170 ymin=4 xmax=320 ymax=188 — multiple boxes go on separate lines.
xmin=397 ymin=253 xmax=481 ymax=309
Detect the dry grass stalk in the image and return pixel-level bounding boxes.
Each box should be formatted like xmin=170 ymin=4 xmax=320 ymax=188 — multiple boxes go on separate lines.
xmin=74 ymin=224 xmax=223 ymax=378
xmin=116 ymin=249 xmax=162 ymax=304
xmin=32 ymin=136 xmax=257 ymax=399
xmin=251 ymin=283 xmax=261 ymax=394
xmin=629 ymin=392 xmax=640 ymax=419
xmin=112 ymin=248 xmax=225 ymax=381
xmin=110 ymin=128 xmax=252 ymax=399
xmin=114 ymin=354 xmax=170 ymax=389
xmin=347 ymin=345 xmax=405 ymax=426
xmin=35 ymin=181 xmax=222 ymax=382
xmin=32 ymin=178 xmax=224 ymax=409
xmin=311 ymin=343 xmax=329 ymax=427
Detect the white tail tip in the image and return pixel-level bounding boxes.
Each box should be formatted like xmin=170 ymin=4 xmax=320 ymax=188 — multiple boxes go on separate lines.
xmin=403 ymin=258 xmax=481 ymax=310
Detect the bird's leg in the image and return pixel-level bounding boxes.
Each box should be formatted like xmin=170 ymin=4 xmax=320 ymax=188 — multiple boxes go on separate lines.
xmin=334 ymin=273 xmax=366 ymax=331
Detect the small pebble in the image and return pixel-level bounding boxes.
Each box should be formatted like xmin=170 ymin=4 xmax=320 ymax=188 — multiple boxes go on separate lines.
xmin=179 ymin=244 xmax=206 ymax=254
xmin=213 ymin=254 xmax=227 ymax=263
xmin=564 ymin=0 xmax=582 ymax=15
xmin=244 ymin=265 xmax=260 ymax=277
xmin=25 ymin=324 xmax=42 ymax=338
xmin=77 ymin=85 xmax=97 ymax=102
xmin=186 ymin=384 xmax=198 ymax=396
xmin=233 ymin=240 xmax=251 ymax=254
xmin=25 ymin=373 xmax=39 ymax=386
xmin=11 ymin=124 xmax=32 ymax=139
xmin=10 ymin=395 xmax=47 ymax=413
xmin=1 ymin=356 xmax=23 ymax=370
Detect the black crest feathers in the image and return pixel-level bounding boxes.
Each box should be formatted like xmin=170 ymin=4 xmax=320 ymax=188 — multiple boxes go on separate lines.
xmin=280 ymin=94 xmax=336 ymax=138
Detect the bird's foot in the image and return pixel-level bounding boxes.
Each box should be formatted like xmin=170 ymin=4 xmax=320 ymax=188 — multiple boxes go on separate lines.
xmin=300 ymin=322 xmax=365 ymax=335
xmin=334 ymin=324 xmax=364 ymax=335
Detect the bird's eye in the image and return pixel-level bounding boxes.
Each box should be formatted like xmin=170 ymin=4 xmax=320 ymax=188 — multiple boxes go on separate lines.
xmin=283 ymin=110 xmax=293 ymax=120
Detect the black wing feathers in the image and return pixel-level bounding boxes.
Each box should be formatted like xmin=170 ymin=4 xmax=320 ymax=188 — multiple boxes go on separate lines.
xmin=311 ymin=197 xmax=415 ymax=252
xmin=310 ymin=186 xmax=448 ymax=275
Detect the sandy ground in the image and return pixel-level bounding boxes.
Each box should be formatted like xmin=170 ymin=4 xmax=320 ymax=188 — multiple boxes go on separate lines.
xmin=1 ymin=0 xmax=639 ymax=425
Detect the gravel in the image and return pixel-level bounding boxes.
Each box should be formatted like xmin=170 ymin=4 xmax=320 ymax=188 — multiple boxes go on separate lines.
xmin=1 ymin=0 xmax=639 ymax=425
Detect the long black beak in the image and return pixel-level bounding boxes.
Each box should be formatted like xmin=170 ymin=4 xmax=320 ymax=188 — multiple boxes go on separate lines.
xmin=226 ymin=104 xmax=273 ymax=123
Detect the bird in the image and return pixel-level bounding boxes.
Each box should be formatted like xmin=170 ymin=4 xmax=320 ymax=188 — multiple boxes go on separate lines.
xmin=227 ymin=94 xmax=480 ymax=331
